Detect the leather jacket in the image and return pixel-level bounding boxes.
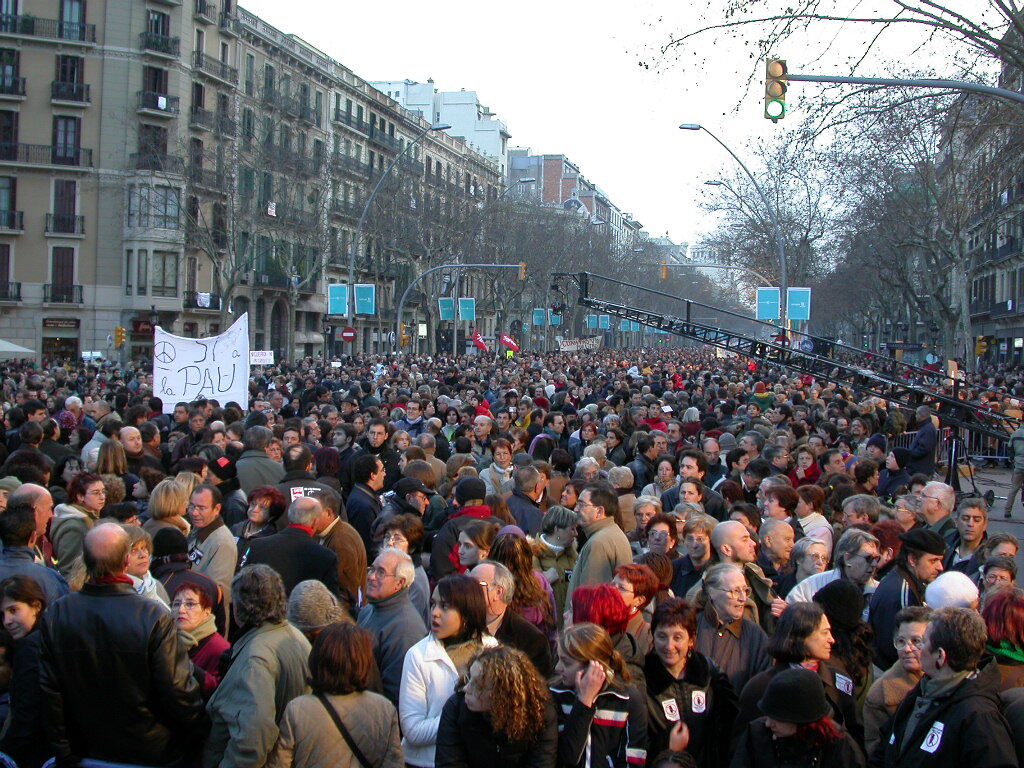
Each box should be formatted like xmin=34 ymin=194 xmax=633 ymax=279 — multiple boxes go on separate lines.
xmin=39 ymin=581 xmax=208 ymax=767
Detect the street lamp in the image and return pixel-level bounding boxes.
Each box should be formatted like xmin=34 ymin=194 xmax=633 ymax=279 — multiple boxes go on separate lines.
xmin=346 ymin=121 xmax=451 ymax=351
xmin=680 ymin=123 xmax=789 ymax=323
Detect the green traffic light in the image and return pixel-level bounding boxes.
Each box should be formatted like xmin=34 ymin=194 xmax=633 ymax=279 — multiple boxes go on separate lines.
xmin=765 ymin=99 xmax=785 ymax=120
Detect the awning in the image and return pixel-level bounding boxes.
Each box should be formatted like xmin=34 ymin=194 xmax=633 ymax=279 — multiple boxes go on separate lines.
xmin=0 ymin=339 xmax=35 ymax=357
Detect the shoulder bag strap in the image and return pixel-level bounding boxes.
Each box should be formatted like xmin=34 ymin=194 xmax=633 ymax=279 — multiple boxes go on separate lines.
xmin=316 ymin=692 xmax=375 ymax=768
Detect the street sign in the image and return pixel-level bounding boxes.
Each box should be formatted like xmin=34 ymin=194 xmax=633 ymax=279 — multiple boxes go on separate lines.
xmin=885 ymin=342 xmax=923 ymax=352
xmin=786 ymin=287 xmax=812 ymax=321
xmin=756 ymin=287 xmax=781 ymax=321
xmin=387 ymin=330 xmax=397 ymax=347
xmin=340 ymin=326 xmax=356 ymax=342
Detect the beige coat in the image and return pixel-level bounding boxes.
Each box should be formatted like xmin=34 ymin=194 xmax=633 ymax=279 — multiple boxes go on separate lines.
xmin=267 ymin=691 xmax=403 ymax=768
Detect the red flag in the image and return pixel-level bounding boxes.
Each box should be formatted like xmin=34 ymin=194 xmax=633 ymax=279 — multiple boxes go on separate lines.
xmin=499 ymin=334 xmax=520 ymax=352
xmin=472 ymin=329 xmax=488 ymax=351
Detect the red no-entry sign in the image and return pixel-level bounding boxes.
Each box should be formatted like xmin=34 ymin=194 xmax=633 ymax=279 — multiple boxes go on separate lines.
xmin=340 ymin=327 xmax=356 ymax=342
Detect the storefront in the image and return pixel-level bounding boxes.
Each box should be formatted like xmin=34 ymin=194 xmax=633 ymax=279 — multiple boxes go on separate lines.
xmin=41 ymin=318 xmax=80 ymax=361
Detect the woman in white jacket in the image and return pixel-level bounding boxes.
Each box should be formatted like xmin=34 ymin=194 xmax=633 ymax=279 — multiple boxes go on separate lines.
xmin=399 ymin=573 xmax=496 ymax=768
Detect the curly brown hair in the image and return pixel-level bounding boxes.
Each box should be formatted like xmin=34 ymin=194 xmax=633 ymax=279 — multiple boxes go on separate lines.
xmin=467 ymin=645 xmax=550 ymax=743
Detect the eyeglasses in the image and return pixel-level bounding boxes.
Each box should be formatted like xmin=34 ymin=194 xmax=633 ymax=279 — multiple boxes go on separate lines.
xmin=852 ymin=553 xmax=881 ymax=566
xmin=367 ymin=566 xmax=396 ymax=579
xmin=804 ymin=554 xmax=830 ymax=564
xmin=893 ymin=635 xmax=924 ymax=650
xmin=647 ymin=530 xmax=671 ymax=540
xmin=171 ymin=600 xmax=202 ymax=611
xmin=713 ymin=586 xmax=751 ymax=600
xmin=187 ymin=504 xmax=212 ymax=513
xmin=984 ymin=572 xmax=1013 ymax=586
xmin=383 ymin=533 xmax=408 ymax=546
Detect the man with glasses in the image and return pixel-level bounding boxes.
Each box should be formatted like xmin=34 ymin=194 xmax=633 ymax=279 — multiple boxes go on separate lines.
xmin=567 ymin=481 xmax=632 ymax=601
xmin=786 ymin=528 xmax=881 ymax=606
xmin=470 ymin=560 xmax=552 ymax=677
xmin=863 ymin=606 xmax=931 ymax=755
xmin=919 ymin=481 xmax=957 ymax=541
xmin=357 ymin=548 xmax=426 ymax=707
xmin=707 ymin=519 xmax=780 ymax=633
xmin=870 ymin=528 xmax=946 ymax=673
xmin=185 ymin=484 xmax=237 ymax=625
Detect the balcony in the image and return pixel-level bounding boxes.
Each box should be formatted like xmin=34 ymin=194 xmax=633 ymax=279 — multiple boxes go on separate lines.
xmin=262 ymin=89 xmax=301 ymax=117
xmin=192 ymin=51 xmax=238 ymax=85
xmin=0 ymin=143 xmax=92 ymax=168
xmin=44 ymin=283 xmax=83 ymax=303
xmin=0 ymin=14 xmax=96 ymax=44
xmin=137 ymin=90 xmax=179 ymax=116
xmin=255 ymin=272 xmax=289 ymax=288
xmin=189 ymin=105 xmax=214 ymax=131
xmin=300 ymin=105 xmax=321 ymax=126
xmin=188 ymin=164 xmax=226 ymax=192
xmin=264 ymin=144 xmax=320 ymax=176
xmin=991 ymin=299 xmax=1019 ymax=319
xmin=332 ymin=153 xmax=366 ymax=176
xmin=193 ymin=0 xmax=216 ymax=23
xmin=215 ymin=113 xmax=237 ymax=136
xmin=183 ymin=290 xmax=222 ymax=310
xmin=51 ymin=81 xmax=90 ymax=104
xmin=367 ymin=128 xmax=401 ymax=152
xmin=0 ymin=74 xmax=25 ymax=99
xmin=45 ymin=213 xmax=84 ymax=235
xmin=139 ymin=31 xmax=180 ymax=57
xmin=331 ymin=199 xmax=362 ymax=218
xmin=218 ymin=11 xmax=237 ymax=35
xmin=994 ymin=237 xmax=1022 ymax=263
xmin=399 ymin=156 xmax=423 ymax=176
xmin=131 ymin=151 xmax=185 ymax=174
xmin=332 ymin=109 xmax=369 ymax=134
xmin=261 ymin=202 xmax=315 ymax=227
xmin=0 ymin=282 xmax=19 ymax=301
xmin=0 ymin=210 xmax=22 ymax=231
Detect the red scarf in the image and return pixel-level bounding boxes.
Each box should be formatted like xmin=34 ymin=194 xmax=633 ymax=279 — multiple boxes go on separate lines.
xmin=88 ymin=574 xmax=134 ymax=586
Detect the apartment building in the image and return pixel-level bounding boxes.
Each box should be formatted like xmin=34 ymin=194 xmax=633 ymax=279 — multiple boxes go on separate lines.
xmin=0 ymin=0 xmax=502 ymax=361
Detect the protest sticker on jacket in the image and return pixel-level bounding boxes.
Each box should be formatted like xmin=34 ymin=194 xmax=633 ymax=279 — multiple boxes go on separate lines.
xmin=153 ymin=313 xmax=250 ymax=413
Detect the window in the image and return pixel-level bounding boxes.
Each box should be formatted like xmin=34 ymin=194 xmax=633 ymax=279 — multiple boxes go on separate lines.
xmin=139 ymin=124 xmax=168 ymax=155
xmin=239 ymin=167 xmax=254 ymax=199
xmin=241 ymin=107 xmax=253 ymax=149
xmin=56 ymin=55 xmax=83 ymax=85
xmin=151 ymin=251 xmax=178 ymax=296
xmin=136 ymin=248 xmax=148 ymax=295
xmin=152 ymin=185 xmax=180 ymax=229
xmin=52 ymin=116 xmax=81 ymax=164
xmin=0 ymin=244 xmax=9 ymax=281
xmin=314 ymin=91 xmax=322 ymax=126
xmin=142 ymin=66 xmax=167 ymax=94
xmin=147 ymin=10 xmax=169 ymax=36
xmin=0 ymin=110 xmax=18 ymax=154
xmin=194 ymin=29 xmax=204 ymax=54
xmin=0 ymin=177 xmax=15 ymax=211
xmin=263 ymin=63 xmax=274 ymax=95
xmin=53 ymin=180 xmax=76 ymax=228
xmin=185 ymin=255 xmax=197 ymax=292
xmin=51 ymin=246 xmax=74 ymax=285
xmin=125 ymin=249 xmax=134 ymax=295
xmin=219 ymin=41 xmax=228 ymax=64
xmin=191 ymin=81 xmax=205 ymax=109
xmin=244 ymin=54 xmax=254 ymax=95
xmin=0 ymin=49 xmax=17 ymax=92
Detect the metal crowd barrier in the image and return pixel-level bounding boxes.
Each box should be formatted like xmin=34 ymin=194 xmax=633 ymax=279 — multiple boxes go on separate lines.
xmin=893 ymin=426 xmax=1010 ymax=464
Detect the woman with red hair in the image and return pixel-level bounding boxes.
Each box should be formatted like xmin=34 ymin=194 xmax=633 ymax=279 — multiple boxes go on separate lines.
xmin=731 ymin=666 xmax=864 ymax=767
xmin=982 ymin=587 xmax=1024 ymax=690
xmin=613 ymin=563 xmax=658 ymax=656
xmin=571 ymin=584 xmax=644 ymax=688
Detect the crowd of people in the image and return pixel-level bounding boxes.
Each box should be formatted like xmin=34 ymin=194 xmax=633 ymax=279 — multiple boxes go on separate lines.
xmin=0 ymin=347 xmax=1021 ymax=767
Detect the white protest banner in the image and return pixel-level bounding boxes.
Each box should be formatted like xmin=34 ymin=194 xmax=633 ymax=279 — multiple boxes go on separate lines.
xmin=153 ymin=313 xmax=250 ymax=414
xmin=556 ymin=336 xmax=602 ymax=352
xmin=249 ymin=350 xmax=274 ymax=365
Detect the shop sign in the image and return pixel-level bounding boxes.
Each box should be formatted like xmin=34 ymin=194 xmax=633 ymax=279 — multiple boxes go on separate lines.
xmin=43 ymin=318 xmax=79 ymax=329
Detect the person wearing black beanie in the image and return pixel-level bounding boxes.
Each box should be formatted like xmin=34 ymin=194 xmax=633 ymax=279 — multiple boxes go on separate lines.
xmin=814 ymin=579 xmax=874 ymax=702
xmin=877 ymin=447 xmax=912 ymax=501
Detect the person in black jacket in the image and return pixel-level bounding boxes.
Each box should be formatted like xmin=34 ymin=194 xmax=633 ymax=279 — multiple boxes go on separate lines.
xmin=273 ymin=444 xmax=340 ymax=519
xmin=0 ymin=574 xmax=48 ymax=768
xmin=644 ymin=597 xmax=737 ymax=767
xmin=238 ymin=496 xmax=341 ymax=598
xmin=436 ymin=644 xmax=557 ymax=768
xmin=347 ymin=453 xmax=386 ymax=556
xmin=358 ymin=419 xmax=401 ymax=492
xmin=39 ymin=523 xmax=208 ymax=767
xmin=869 ymin=607 xmax=1017 ymax=768
xmin=471 ymin=560 xmax=552 ymax=678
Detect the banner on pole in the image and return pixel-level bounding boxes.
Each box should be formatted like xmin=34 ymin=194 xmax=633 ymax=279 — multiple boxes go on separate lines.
xmin=532 ymin=308 xmax=546 ymax=326
xmin=472 ymin=328 xmax=488 ymax=351
xmin=548 ymin=310 xmax=562 ymax=326
xmin=438 ymin=297 xmax=456 ymax=321
xmin=756 ymin=287 xmax=781 ymax=321
xmin=153 ymin=313 xmax=250 ymax=413
xmin=599 ymin=315 xmax=610 ymax=329
xmin=458 ymin=297 xmax=476 ymax=322
xmin=786 ymin=287 xmax=812 ymax=321
xmin=586 ymin=315 xmax=598 ymax=329
xmin=557 ymin=336 xmax=603 ymax=352
xmin=354 ymin=284 xmax=376 ymax=315
xmin=620 ymin=319 xmax=630 ymax=332
xmin=630 ymin=321 xmax=641 ymax=332
xmin=499 ymin=334 xmax=520 ymax=352
xmin=327 ymin=284 xmax=348 ymax=316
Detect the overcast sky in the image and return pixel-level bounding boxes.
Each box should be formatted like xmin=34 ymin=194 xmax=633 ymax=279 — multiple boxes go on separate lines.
xmin=239 ymin=0 xmax=966 ymax=249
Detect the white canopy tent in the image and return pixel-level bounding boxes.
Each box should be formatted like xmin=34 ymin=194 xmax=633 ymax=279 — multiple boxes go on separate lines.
xmin=0 ymin=339 xmax=35 ymax=358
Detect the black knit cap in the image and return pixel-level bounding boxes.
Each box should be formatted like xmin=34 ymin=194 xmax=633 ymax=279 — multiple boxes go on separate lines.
xmin=152 ymin=527 xmax=188 ymax=558
xmin=757 ymin=667 xmax=831 ymax=724
xmin=813 ymin=578 xmax=864 ymax=631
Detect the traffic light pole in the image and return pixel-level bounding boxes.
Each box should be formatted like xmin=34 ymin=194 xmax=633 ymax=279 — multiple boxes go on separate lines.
xmin=393 ymin=263 xmax=523 ymax=354
xmin=786 ymin=73 xmax=1024 ymax=108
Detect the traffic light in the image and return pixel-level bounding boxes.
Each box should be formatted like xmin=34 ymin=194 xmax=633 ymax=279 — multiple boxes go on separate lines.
xmin=765 ymin=58 xmax=787 ymax=122
xmin=399 ymin=322 xmax=410 ymax=347
xmin=519 ymin=262 xmax=526 ymax=280
xmin=661 ymin=260 xmax=668 ymax=280
xmin=114 ymin=326 xmax=126 ymax=348
xmin=976 ymin=335 xmax=989 ymax=356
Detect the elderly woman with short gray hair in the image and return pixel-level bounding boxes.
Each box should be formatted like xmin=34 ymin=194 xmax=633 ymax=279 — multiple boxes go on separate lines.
xmin=204 ymin=565 xmax=312 ymax=768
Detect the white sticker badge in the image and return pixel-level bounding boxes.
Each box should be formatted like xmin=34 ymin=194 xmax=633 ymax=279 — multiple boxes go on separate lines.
xmin=691 ymin=690 xmax=706 ymax=714
xmin=661 ymin=698 xmax=680 ymax=722
xmin=921 ymin=722 xmax=944 ymax=754
xmin=835 ymin=673 xmax=854 ymax=696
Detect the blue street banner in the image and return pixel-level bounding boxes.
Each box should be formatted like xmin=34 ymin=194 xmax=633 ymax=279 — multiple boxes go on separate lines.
xmin=586 ymin=315 xmax=598 ymax=329
xmin=548 ymin=310 xmax=562 ymax=326
xmin=630 ymin=321 xmax=641 ymax=332
xmin=599 ymin=315 xmax=610 ymax=329
xmin=787 ymin=287 xmax=812 ymax=321
xmin=532 ymin=308 xmax=546 ymax=326
xmin=620 ymin=319 xmax=630 ymax=332
xmin=327 ymin=284 xmax=348 ymax=315
xmin=458 ymin=297 xmax=476 ymax=322
xmin=354 ymin=284 xmax=376 ymax=315
xmin=438 ymin=297 xmax=456 ymax=321
xmin=756 ymin=287 xmax=781 ymax=321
